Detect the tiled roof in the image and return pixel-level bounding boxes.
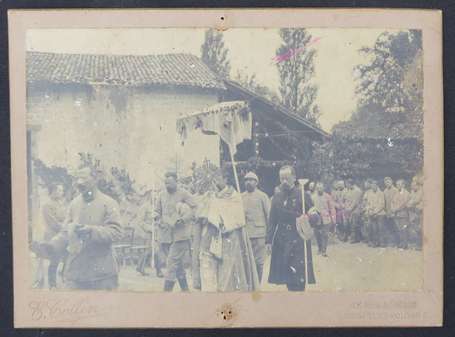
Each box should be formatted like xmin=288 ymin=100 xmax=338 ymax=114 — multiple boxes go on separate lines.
xmin=26 ymin=51 xmax=226 ymax=90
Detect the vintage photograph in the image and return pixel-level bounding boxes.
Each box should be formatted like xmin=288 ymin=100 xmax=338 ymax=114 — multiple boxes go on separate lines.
xmin=25 ymin=26 xmax=425 ymax=294
xmin=8 ymin=9 xmax=443 ymax=328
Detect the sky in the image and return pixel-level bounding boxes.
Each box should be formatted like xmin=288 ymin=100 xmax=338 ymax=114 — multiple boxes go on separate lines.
xmin=26 ymin=28 xmax=393 ymax=131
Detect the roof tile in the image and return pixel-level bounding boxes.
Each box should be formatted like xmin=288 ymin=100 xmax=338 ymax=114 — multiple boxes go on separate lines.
xmin=26 ymin=51 xmax=226 ymax=90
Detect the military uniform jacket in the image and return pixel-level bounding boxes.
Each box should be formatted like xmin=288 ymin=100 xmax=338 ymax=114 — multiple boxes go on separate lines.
xmin=56 ymin=190 xmax=123 ymax=283
xmin=384 ymin=186 xmax=398 ymax=215
xmin=391 ymin=189 xmax=410 ymax=218
xmin=242 ymin=189 xmax=270 ymax=239
xmin=42 ymin=199 xmax=67 ymax=242
xmin=155 ymin=189 xmax=196 ymax=243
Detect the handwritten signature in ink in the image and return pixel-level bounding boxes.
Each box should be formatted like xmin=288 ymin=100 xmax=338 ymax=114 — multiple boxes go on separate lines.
xmin=29 ymin=298 xmax=107 ymax=323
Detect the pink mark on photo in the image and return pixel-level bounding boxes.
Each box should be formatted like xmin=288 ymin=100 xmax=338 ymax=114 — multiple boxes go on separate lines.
xmin=272 ymin=37 xmax=322 ymax=64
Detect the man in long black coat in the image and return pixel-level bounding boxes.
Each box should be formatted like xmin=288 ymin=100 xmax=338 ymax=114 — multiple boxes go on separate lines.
xmin=266 ymin=165 xmax=316 ymax=291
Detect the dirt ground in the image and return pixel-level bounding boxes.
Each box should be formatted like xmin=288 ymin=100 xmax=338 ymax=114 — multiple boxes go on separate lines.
xmin=116 ymin=240 xmax=423 ymax=293
xmin=29 ymin=238 xmax=422 ymax=292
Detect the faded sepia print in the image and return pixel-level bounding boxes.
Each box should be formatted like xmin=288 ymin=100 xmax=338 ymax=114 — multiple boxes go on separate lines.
xmin=25 ymin=27 xmax=425 ymax=294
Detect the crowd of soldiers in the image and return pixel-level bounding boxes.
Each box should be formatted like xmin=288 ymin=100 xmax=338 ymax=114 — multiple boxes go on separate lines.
xmin=139 ymin=168 xmax=423 ymax=292
xmin=31 ymin=167 xmax=122 ymax=290
xmin=30 ymin=164 xmax=423 ymax=292
xmin=135 ymin=165 xmax=318 ymax=292
xmin=307 ymin=176 xmax=423 ymax=255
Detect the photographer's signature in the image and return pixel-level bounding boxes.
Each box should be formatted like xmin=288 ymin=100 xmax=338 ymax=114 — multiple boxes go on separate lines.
xmin=29 ymin=298 xmax=107 ymax=323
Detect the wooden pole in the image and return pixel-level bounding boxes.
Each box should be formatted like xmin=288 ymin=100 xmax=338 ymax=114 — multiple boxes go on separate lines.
xmin=229 ymin=114 xmax=241 ymax=192
xmin=228 ymin=143 xmax=241 ymax=192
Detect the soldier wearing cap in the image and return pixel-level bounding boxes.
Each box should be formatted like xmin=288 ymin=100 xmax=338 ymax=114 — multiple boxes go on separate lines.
xmin=407 ymin=179 xmax=423 ymax=249
xmin=155 ymin=170 xmax=196 ymax=292
xmin=359 ymin=179 xmax=373 ymax=241
xmin=391 ymin=179 xmax=411 ymax=249
xmin=242 ymin=171 xmax=271 ymax=282
xmin=38 ymin=166 xmax=123 ymax=290
xmin=344 ymin=178 xmax=364 ymax=243
xmin=384 ymin=177 xmax=399 ymax=246
xmin=311 ymin=182 xmax=336 ymax=257
xmin=364 ymin=179 xmax=386 ymax=247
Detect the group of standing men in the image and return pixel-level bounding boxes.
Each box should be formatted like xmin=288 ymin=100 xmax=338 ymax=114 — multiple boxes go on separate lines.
xmin=32 ymin=167 xmax=123 ymax=290
xmin=152 ymin=166 xmax=315 ymax=292
xmin=31 ymin=164 xmax=423 ymax=293
xmin=307 ymin=176 xmax=423 ymax=257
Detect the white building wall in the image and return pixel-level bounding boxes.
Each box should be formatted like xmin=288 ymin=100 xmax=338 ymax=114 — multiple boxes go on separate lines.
xmin=27 ymin=85 xmax=221 ymax=189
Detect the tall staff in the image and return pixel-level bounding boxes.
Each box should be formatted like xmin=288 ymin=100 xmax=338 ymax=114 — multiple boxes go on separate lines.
xmin=297 ymin=178 xmax=316 ymax=286
xmin=229 ymin=112 xmax=241 ymax=192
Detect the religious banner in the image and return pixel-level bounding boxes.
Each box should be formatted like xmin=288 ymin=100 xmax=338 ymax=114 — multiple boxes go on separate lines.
xmin=177 ymin=100 xmax=252 ymax=154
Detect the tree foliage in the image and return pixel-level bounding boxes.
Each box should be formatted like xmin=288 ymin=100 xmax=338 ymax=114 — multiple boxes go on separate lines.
xmin=339 ymin=30 xmax=423 ymax=141
xmin=33 ymin=154 xmax=230 ymax=230
xmin=233 ymin=70 xmax=281 ymax=104
xmin=177 ymin=159 xmax=220 ymax=195
xmin=275 ymin=28 xmax=320 ymax=125
xmin=307 ymin=30 xmax=424 ymax=182
xmin=308 ymin=137 xmax=423 ymax=183
xmin=33 ymin=154 xmax=153 ymax=231
xmin=33 ymin=159 xmax=77 ymax=200
xmin=354 ymin=30 xmax=423 ymax=116
xmin=201 ymin=29 xmax=231 ymax=79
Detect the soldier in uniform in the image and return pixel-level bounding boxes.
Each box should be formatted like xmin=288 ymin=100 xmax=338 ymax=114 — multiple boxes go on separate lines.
xmin=311 ymin=182 xmax=336 ymax=257
xmin=364 ymin=180 xmax=386 ymax=247
xmin=242 ymin=171 xmax=270 ymax=283
xmin=384 ymin=177 xmax=399 ymax=246
xmin=41 ymin=183 xmax=67 ymax=288
xmin=407 ymin=179 xmax=423 ymax=250
xmin=359 ymin=179 xmax=373 ymax=242
xmin=344 ymin=179 xmax=364 ymax=243
xmin=332 ymin=180 xmax=347 ymax=240
xmin=37 ymin=167 xmax=123 ymax=290
xmin=155 ymin=171 xmax=196 ymax=292
xmin=153 ymin=210 xmax=171 ymax=279
xmin=266 ymin=165 xmax=316 ymax=292
xmin=136 ymin=199 xmax=155 ymax=276
xmin=391 ymin=179 xmax=411 ymax=249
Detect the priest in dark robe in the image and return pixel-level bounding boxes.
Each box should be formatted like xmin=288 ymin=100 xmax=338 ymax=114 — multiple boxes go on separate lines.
xmin=266 ymin=165 xmax=317 ymax=292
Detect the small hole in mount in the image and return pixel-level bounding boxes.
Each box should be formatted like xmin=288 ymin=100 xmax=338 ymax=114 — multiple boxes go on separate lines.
xmin=220 ymin=16 xmax=225 ymax=21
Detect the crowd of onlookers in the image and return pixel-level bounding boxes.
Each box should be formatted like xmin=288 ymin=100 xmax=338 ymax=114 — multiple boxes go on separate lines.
xmin=306 ymin=175 xmax=423 ymax=257
xmin=29 ymin=165 xmax=423 ymax=291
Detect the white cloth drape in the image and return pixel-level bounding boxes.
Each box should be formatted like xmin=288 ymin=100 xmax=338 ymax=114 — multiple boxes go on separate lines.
xmin=176 ymin=101 xmax=252 ymax=154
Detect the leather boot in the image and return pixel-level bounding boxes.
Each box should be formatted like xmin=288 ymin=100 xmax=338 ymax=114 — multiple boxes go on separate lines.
xmin=164 ymin=280 xmax=175 ymax=292
xmin=177 ymin=276 xmax=189 ymax=292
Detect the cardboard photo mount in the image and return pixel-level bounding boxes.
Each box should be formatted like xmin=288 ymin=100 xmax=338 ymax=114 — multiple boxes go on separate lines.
xmin=9 ymin=8 xmax=443 ymax=328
